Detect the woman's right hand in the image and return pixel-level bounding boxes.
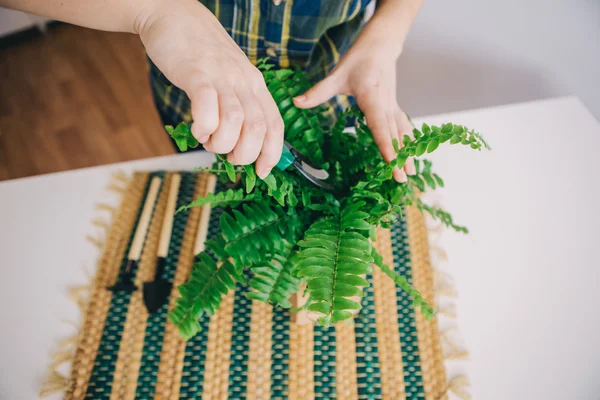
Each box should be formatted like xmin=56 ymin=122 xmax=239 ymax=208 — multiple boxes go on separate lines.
xmin=136 ymin=0 xmax=284 ymax=178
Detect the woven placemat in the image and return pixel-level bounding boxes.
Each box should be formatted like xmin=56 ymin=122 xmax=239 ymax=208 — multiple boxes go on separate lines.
xmin=42 ymin=171 xmax=468 ymax=400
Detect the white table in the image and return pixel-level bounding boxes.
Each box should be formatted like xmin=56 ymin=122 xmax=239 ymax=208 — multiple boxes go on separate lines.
xmin=1 ymin=96 xmax=599 ymax=399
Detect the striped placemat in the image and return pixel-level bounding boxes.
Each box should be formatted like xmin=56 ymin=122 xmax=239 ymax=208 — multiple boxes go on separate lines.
xmin=41 ymin=171 xmax=468 ymax=400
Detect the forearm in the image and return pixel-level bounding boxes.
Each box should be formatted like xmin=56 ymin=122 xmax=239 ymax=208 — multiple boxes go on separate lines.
xmin=0 ymin=0 xmax=165 ymax=34
xmin=356 ymin=0 xmax=423 ymax=57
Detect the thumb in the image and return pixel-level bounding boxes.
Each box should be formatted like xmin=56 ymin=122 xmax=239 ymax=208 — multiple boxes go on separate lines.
xmin=293 ymin=73 xmax=344 ymax=109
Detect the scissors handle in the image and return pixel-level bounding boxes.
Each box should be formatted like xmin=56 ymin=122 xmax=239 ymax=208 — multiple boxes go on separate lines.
xmin=276 ymin=142 xmax=296 ymax=171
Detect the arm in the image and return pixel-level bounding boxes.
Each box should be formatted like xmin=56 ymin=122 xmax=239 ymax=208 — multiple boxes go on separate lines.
xmin=0 ymin=0 xmax=151 ymax=34
xmin=294 ymin=0 xmax=423 ymax=182
xmin=0 ymin=0 xmax=284 ymax=178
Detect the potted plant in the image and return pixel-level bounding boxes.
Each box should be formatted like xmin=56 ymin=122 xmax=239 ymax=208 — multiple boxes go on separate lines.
xmin=166 ymin=62 xmax=489 ymax=340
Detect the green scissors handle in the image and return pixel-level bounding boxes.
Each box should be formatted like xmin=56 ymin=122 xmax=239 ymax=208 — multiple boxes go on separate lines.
xmin=276 ymin=142 xmax=296 ymax=171
xmin=275 ymin=142 xmax=333 ymax=192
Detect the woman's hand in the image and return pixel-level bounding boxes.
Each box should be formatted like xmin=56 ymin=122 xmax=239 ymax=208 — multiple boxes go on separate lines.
xmin=293 ymin=0 xmax=422 ymax=183
xmin=137 ymin=0 xmax=284 ymax=178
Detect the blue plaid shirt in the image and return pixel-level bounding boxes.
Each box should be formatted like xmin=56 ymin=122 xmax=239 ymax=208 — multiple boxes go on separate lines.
xmin=149 ymin=0 xmax=371 ymax=126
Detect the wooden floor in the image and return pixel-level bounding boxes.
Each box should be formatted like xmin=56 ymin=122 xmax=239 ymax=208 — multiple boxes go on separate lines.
xmin=0 ymin=24 xmax=175 ymax=181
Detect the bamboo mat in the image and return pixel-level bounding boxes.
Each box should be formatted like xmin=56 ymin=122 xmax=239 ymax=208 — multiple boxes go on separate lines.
xmin=42 ymin=171 xmax=467 ymax=400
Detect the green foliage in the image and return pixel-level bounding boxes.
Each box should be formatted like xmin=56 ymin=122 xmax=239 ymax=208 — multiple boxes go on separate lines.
xmin=372 ymin=247 xmax=435 ymax=319
xmin=166 ymin=62 xmax=489 ymax=340
xmin=295 ymin=201 xmax=373 ymax=326
xmin=165 ymin=123 xmax=199 ymax=152
xmin=247 ymin=239 xmax=301 ymax=308
xmin=168 ymin=244 xmax=245 ymax=340
xmin=176 ymin=188 xmax=253 ymax=213
xmin=220 ymin=202 xmax=303 ymax=269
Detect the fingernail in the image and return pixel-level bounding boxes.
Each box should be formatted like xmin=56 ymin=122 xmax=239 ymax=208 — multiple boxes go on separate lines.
xmin=198 ymin=135 xmax=210 ymax=144
xmin=294 ymin=95 xmax=306 ymax=102
xmin=257 ymin=167 xmax=271 ymax=179
xmin=394 ymin=168 xmax=408 ymax=183
xmin=405 ymin=163 xmax=416 ymax=176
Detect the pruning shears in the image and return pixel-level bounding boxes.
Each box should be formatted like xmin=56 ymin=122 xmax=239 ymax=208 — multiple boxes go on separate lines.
xmin=276 ymin=142 xmax=333 ymax=192
xmin=172 ymin=122 xmax=333 ymax=192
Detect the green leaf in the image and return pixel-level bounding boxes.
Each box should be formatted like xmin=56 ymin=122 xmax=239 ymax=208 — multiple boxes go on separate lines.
xmin=421 ymin=123 xmax=431 ymax=134
xmin=392 ymin=138 xmax=400 ymax=153
xmin=441 ymin=123 xmax=453 ymax=134
xmin=247 ymin=239 xmax=301 ymax=308
xmin=223 ymin=160 xmax=237 ymax=182
xmin=426 ymin=139 xmax=440 ymax=153
xmin=243 ymin=165 xmax=257 ymax=193
xmin=262 ymin=173 xmax=277 ymax=190
xmin=168 ymin=256 xmax=244 ymax=340
xmin=166 ymin=122 xmax=199 ymax=152
xmin=433 ymin=174 xmax=445 ymax=187
xmin=294 ymin=201 xmax=373 ymax=324
xmin=423 ymin=173 xmax=436 ymax=189
xmin=177 ymin=188 xmax=254 ymax=213
xmin=450 ymin=135 xmax=462 ymax=144
xmin=396 ymin=153 xmax=409 ymax=170
xmin=415 ymin=141 xmax=428 ymax=157
xmin=221 ymin=203 xmax=303 ymax=268
xmin=371 ymin=247 xmax=435 ymax=320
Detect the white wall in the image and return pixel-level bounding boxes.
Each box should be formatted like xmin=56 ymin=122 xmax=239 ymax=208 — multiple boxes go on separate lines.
xmin=396 ymin=0 xmax=600 ymax=119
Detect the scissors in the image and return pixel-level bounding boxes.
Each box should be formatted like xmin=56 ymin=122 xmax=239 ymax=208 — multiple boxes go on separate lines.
xmin=177 ymin=123 xmax=333 ymax=192
xmin=275 ymin=142 xmax=333 ymax=192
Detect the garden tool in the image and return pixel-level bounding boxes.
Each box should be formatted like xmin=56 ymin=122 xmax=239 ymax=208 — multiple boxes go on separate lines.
xmin=276 ymin=141 xmax=334 ymax=192
xmin=143 ymin=174 xmax=181 ymax=313
xmin=107 ymin=176 xmax=162 ymax=293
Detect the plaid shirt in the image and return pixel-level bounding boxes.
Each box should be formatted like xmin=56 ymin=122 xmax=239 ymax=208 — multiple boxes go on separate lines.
xmin=149 ymin=0 xmax=371 ymax=126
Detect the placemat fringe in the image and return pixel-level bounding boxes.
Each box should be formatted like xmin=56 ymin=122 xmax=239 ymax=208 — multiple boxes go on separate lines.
xmin=39 ymin=370 xmax=72 ymax=397
xmin=40 ymin=172 xmax=132 ymax=398
xmin=106 ymin=170 xmax=131 ymax=193
xmin=440 ymin=375 xmax=471 ymax=400
xmin=95 ymin=203 xmax=116 ymax=214
xmin=426 ymin=208 xmax=471 ymax=399
xmin=85 ymin=234 xmax=105 ymax=249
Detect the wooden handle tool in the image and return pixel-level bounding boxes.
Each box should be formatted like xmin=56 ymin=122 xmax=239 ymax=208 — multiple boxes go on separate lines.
xmin=107 ymin=176 xmax=162 ymax=292
xmin=143 ymin=174 xmax=181 ymax=313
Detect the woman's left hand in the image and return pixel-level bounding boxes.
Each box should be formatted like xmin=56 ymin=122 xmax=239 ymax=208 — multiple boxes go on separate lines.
xmin=294 ymin=1 xmax=421 ymax=183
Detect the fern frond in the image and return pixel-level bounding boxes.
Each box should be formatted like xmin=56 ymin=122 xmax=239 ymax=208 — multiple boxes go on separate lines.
xmin=221 ymin=202 xmax=302 ymax=269
xmin=165 ymin=123 xmax=199 ymax=152
xmin=168 ymin=253 xmax=244 ymax=341
xmin=295 ymin=201 xmax=373 ymax=326
xmin=177 ymin=188 xmax=256 ymax=213
xmin=259 ymin=65 xmax=325 ymax=165
xmin=247 ymin=239 xmax=301 ymax=308
xmin=371 ymin=246 xmax=435 ymax=320
xmin=415 ymin=200 xmax=468 ymax=233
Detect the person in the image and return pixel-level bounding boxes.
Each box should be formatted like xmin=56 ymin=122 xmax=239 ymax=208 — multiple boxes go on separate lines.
xmin=2 ymin=0 xmax=420 ymax=182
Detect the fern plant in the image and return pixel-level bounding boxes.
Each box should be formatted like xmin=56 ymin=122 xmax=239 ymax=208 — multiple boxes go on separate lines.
xmin=167 ymin=61 xmax=490 ymax=340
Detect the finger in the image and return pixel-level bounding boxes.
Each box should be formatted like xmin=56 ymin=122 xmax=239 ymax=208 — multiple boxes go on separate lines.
xmin=355 ymin=88 xmax=395 ymax=164
xmin=293 ymin=71 xmax=345 ymax=109
xmin=189 ymin=84 xmax=219 ymax=143
xmin=255 ymin=121 xmax=284 ymax=179
xmin=203 ymin=87 xmax=244 ymax=154
xmin=379 ymin=70 xmax=408 ymax=183
xmin=386 ymin=111 xmax=406 ymax=183
xmin=253 ymin=83 xmax=285 ymax=178
xmin=228 ymin=84 xmax=267 ymax=165
xmin=382 ymin=81 xmax=405 ymax=183
xmin=395 ymin=107 xmax=416 ymax=175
